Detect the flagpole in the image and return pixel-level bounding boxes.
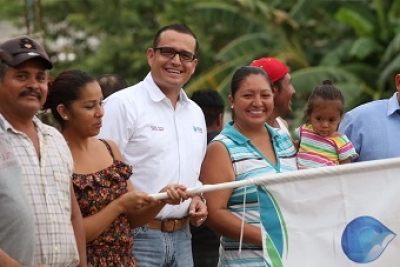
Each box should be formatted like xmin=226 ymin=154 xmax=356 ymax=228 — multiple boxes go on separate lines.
xmin=149 ymin=179 xmax=261 ymax=200
xmin=149 ymin=157 xmax=400 ymax=200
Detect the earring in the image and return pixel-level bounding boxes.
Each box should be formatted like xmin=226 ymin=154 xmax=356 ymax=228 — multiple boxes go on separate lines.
xmin=230 ymin=105 xmax=234 ymax=109
xmin=64 ymin=116 xmax=68 ymax=120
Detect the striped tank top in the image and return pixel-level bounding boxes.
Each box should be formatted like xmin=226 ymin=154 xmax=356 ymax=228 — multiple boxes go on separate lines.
xmin=214 ymin=121 xmax=297 ymax=267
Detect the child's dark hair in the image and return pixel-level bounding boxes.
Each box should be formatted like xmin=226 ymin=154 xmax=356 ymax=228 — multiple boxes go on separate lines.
xmin=42 ymin=69 xmax=96 ymax=128
xmin=303 ymin=79 xmax=345 ymax=123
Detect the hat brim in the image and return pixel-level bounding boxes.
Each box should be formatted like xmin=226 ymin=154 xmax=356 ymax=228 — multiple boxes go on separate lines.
xmin=8 ymin=53 xmax=53 ymax=69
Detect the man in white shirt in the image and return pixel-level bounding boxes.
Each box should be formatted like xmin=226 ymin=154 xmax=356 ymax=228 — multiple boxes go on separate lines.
xmin=98 ymin=23 xmax=207 ymax=267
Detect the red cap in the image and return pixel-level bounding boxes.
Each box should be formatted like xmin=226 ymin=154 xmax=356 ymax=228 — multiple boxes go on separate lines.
xmin=249 ymin=57 xmax=289 ymax=83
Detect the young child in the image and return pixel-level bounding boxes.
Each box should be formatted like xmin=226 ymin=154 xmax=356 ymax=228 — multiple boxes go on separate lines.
xmin=294 ymin=80 xmax=358 ymax=169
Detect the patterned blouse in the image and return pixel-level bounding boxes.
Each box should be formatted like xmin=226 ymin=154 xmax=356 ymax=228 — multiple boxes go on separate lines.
xmin=72 ymin=139 xmax=135 ymax=267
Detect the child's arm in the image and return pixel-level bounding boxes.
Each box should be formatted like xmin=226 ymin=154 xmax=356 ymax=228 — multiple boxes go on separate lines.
xmin=339 ymin=158 xmax=352 ymax=165
xmin=337 ymin=133 xmax=358 ymax=164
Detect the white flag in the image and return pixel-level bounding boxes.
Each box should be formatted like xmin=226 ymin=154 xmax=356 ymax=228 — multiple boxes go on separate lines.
xmin=258 ymin=157 xmax=400 ymax=267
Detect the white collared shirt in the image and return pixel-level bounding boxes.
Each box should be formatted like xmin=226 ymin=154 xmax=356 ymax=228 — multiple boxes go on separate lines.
xmin=98 ymin=73 xmax=207 ymax=219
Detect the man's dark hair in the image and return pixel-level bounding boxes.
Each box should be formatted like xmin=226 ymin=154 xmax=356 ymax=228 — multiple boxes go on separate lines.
xmin=0 ymin=49 xmax=12 ymax=81
xmin=153 ymin=23 xmax=199 ymax=54
xmin=0 ymin=60 xmax=8 ymax=81
xmin=191 ymin=89 xmax=225 ymax=127
xmin=97 ymin=73 xmax=128 ymax=99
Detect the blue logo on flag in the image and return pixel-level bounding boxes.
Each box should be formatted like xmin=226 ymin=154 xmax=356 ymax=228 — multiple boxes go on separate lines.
xmin=341 ymin=216 xmax=396 ymax=263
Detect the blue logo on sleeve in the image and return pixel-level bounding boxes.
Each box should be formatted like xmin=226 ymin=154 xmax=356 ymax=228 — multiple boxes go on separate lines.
xmin=193 ymin=125 xmax=203 ymax=133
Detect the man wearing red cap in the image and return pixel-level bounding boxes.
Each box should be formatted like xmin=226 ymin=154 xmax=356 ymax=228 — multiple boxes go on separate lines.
xmin=249 ymin=57 xmax=296 ymax=135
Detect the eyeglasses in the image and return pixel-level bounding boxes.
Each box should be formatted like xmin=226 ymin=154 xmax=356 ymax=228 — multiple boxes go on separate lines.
xmin=153 ymin=47 xmax=196 ymax=62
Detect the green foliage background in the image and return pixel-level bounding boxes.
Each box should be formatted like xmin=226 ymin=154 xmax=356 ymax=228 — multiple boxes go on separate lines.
xmin=1 ymin=0 xmax=400 ymax=128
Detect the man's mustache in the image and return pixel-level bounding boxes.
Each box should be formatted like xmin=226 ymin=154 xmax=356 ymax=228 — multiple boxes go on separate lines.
xmin=19 ymin=87 xmax=42 ymax=100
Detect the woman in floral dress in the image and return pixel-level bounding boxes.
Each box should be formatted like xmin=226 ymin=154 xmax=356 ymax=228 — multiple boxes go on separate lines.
xmin=44 ymin=70 xmax=187 ymax=267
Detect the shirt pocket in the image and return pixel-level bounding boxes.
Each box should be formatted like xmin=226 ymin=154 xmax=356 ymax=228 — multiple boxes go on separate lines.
xmin=53 ymin=170 xmax=71 ymax=213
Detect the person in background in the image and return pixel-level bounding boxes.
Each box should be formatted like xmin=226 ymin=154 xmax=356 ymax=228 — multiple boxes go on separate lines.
xmin=200 ymin=66 xmax=297 ymax=267
xmin=339 ymin=73 xmax=400 ymax=161
xmin=190 ymin=88 xmax=225 ymax=267
xmin=191 ymin=88 xmax=225 ymax=142
xmin=0 ymin=36 xmax=86 ymax=266
xmin=97 ymin=73 xmax=128 ymax=99
xmin=294 ymin=80 xmax=358 ymax=169
xmin=98 ymin=23 xmax=208 ymax=267
xmin=249 ymin=57 xmax=295 ymax=135
xmin=43 ymin=69 xmax=187 ymax=267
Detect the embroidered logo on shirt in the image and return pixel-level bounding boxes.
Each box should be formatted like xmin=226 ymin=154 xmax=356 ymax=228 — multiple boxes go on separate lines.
xmin=193 ymin=126 xmax=203 ymax=133
xmin=150 ymin=125 xmax=164 ymax=131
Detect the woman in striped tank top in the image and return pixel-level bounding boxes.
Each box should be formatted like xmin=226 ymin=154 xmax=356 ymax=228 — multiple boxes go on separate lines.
xmin=200 ymin=66 xmax=297 ymax=267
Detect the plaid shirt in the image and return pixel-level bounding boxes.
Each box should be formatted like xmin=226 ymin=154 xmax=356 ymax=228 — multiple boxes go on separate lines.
xmin=1 ymin=115 xmax=79 ymax=267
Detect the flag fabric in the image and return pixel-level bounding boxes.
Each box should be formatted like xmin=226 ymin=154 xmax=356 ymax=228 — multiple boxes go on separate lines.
xmin=257 ymin=157 xmax=400 ymax=267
